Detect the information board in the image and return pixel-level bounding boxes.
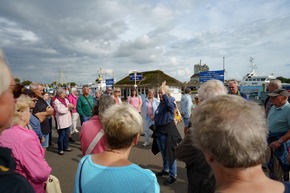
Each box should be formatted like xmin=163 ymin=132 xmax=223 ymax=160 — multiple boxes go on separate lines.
xmin=199 ymin=70 xmax=224 ymax=83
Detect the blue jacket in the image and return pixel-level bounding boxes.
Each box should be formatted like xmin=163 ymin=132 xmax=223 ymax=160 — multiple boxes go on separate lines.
xmin=154 ymin=94 xmax=175 ymax=127
xmin=142 ymin=97 xmax=159 ymax=117
xmin=29 ymin=114 xmax=43 ymax=139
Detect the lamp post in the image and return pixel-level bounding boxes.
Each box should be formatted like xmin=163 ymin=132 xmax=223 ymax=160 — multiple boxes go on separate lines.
xmin=134 ymin=70 xmax=137 ymax=88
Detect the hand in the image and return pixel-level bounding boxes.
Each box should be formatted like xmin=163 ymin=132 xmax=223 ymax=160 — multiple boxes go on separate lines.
xmin=150 ymin=115 xmax=155 ymax=121
xmin=270 ymin=141 xmax=281 ymax=149
xmin=68 ymin=103 xmax=74 ymax=110
xmin=46 ymin=107 xmax=54 ymax=115
xmin=41 ymin=137 xmax=45 ymax=144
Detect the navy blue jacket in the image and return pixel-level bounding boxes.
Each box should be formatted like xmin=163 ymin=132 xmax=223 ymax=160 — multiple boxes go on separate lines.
xmin=154 ymin=94 xmax=175 ymax=127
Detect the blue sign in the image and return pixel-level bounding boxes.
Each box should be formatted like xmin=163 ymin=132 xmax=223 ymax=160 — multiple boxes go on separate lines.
xmin=106 ymin=79 xmax=114 ymax=86
xmin=130 ymin=73 xmax=142 ymax=81
xmin=199 ymin=70 xmax=224 ymax=83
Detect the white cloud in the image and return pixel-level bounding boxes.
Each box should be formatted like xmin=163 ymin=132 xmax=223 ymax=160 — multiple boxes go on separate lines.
xmin=0 ymin=0 xmax=289 ymax=84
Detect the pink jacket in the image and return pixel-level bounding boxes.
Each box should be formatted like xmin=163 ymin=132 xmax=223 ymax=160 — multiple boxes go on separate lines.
xmin=0 ymin=125 xmax=51 ymax=193
xmin=80 ymin=115 xmax=106 ymax=156
xmin=67 ymin=94 xmax=78 ymax=113
xmin=54 ymin=98 xmax=72 ymax=129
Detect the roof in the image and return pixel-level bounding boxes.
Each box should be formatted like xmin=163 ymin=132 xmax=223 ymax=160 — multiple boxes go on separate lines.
xmin=115 ymin=70 xmax=183 ymax=87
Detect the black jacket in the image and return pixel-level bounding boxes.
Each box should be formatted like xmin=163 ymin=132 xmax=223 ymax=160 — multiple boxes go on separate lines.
xmin=151 ymin=121 xmax=181 ymax=165
xmin=0 ymin=147 xmax=34 ymax=193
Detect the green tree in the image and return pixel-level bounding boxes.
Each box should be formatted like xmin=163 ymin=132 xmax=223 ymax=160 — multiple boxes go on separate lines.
xmin=22 ymin=80 xmax=32 ymax=86
xmin=14 ymin=77 xmax=20 ymax=83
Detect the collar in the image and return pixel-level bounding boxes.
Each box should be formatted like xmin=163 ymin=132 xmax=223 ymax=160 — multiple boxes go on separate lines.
xmin=275 ymin=101 xmax=289 ymax=110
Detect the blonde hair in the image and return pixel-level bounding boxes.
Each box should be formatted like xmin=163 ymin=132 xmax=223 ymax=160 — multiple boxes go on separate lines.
xmin=101 ymin=104 xmax=143 ymax=149
xmin=0 ymin=50 xmax=12 ymax=97
xmin=191 ymin=95 xmax=268 ymax=168
xmin=12 ymin=95 xmax=31 ymax=125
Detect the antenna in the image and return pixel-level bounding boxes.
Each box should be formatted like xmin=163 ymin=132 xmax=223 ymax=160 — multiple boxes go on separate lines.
xmin=249 ymin=57 xmax=256 ymax=73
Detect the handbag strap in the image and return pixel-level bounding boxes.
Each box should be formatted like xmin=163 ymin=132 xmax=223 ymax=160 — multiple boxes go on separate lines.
xmin=83 ymin=95 xmax=93 ymax=110
xmin=85 ymin=129 xmax=104 ymax=155
xmin=79 ymin=156 xmax=89 ymax=193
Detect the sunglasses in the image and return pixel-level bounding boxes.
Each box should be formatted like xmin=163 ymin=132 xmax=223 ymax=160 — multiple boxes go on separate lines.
xmin=115 ymin=91 xmax=121 ymax=93
xmin=12 ymin=83 xmax=24 ymax=99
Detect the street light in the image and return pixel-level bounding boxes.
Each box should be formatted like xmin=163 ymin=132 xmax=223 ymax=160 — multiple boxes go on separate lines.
xmin=134 ymin=70 xmax=137 ymax=88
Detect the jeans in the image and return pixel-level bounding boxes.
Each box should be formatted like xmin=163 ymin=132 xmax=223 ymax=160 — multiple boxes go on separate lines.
xmin=156 ymin=135 xmax=177 ymax=177
xmin=58 ymin=127 xmax=70 ymax=152
xmin=80 ymin=115 xmax=91 ymax=126
xmin=144 ymin=115 xmax=154 ymax=143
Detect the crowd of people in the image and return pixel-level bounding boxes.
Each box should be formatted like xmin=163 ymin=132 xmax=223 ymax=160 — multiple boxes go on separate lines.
xmin=1 ymin=48 xmax=290 ymax=193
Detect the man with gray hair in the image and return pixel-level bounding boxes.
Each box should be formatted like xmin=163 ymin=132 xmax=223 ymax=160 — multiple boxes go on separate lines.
xmin=267 ymin=89 xmax=290 ymax=181
xmin=264 ymin=79 xmax=282 ymax=117
xmin=0 ymin=50 xmax=34 ymax=192
xmin=176 ymin=79 xmax=228 ymax=193
xmin=228 ymin=80 xmax=248 ymax=100
xmin=31 ymin=82 xmax=54 ymax=152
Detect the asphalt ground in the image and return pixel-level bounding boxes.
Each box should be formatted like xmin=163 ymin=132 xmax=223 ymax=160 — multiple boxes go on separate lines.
xmin=45 ymin=118 xmax=188 ymax=193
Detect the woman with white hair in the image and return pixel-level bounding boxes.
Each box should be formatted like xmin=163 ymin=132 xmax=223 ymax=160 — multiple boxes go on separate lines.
xmin=191 ymin=95 xmax=290 ymax=193
xmin=0 ymin=50 xmax=35 ymax=193
xmin=68 ymin=87 xmax=79 ymax=134
xmin=74 ymin=104 xmax=160 ymax=193
xmin=54 ymin=88 xmax=74 ymax=155
xmin=0 ymin=95 xmax=51 ymax=193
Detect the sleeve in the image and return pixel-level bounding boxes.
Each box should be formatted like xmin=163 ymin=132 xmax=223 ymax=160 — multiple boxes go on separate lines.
xmin=29 ymin=116 xmax=43 ymax=138
xmin=175 ymin=129 xmax=196 ymax=165
xmin=76 ymin=97 xmax=85 ymax=116
xmin=21 ymin=133 xmax=51 ymax=184
xmin=54 ymin=100 xmax=69 ymax=115
xmin=139 ymin=95 xmax=143 ymax=107
xmin=73 ymin=155 xmax=90 ymax=193
xmin=143 ymin=173 xmax=160 ymax=193
xmin=162 ymin=94 xmax=175 ymax=113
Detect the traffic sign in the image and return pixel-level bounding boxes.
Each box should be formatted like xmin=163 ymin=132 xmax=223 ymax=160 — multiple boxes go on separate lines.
xmin=199 ymin=70 xmax=224 ymax=83
xmin=130 ymin=73 xmax=142 ymax=81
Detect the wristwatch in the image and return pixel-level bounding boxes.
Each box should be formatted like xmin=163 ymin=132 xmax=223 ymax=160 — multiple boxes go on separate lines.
xmin=278 ymin=138 xmax=283 ymax=144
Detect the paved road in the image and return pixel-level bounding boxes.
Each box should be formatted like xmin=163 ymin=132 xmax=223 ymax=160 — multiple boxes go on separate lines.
xmin=46 ymin=120 xmax=188 ymax=193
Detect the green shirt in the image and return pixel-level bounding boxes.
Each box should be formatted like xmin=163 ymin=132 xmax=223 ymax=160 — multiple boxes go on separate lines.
xmin=267 ymin=102 xmax=290 ymax=133
xmin=76 ymin=95 xmax=94 ymax=117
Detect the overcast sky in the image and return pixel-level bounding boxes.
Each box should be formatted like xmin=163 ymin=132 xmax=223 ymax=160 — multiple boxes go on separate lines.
xmin=1 ymin=0 xmax=290 ymax=84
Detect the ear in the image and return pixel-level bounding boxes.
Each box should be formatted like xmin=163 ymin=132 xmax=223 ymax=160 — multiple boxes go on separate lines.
xmin=203 ymin=151 xmax=215 ymax=164
xmin=133 ymin=134 xmax=139 ymax=145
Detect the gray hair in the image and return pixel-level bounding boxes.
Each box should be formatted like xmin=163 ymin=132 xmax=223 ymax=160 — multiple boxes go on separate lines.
xmin=71 ymin=87 xmax=77 ymax=93
xmin=30 ymin=82 xmax=42 ymax=90
xmin=98 ymin=95 xmax=115 ymax=117
xmin=198 ymin=79 xmax=228 ymax=101
xmin=56 ymin=88 xmax=65 ymax=96
xmin=191 ymin=95 xmax=268 ymax=168
xmin=0 ymin=50 xmax=12 ymax=97
xmin=269 ymin=79 xmax=282 ymax=89
xmin=101 ymin=104 xmax=143 ymax=150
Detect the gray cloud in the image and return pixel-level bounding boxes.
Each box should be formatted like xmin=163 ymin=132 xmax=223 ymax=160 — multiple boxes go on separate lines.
xmin=1 ymin=0 xmax=290 ymax=84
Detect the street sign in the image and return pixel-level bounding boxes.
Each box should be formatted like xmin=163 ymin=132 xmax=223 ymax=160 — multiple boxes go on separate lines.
xmin=106 ymin=79 xmax=114 ymax=86
xmin=129 ymin=73 xmax=142 ymax=81
xmin=199 ymin=70 xmax=224 ymax=83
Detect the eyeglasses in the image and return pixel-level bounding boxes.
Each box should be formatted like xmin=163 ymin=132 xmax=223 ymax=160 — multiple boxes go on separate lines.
xmin=115 ymin=91 xmax=120 ymax=93
xmin=12 ymin=83 xmax=24 ymax=99
xmin=194 ymin=98 xmax=198 ymax=100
